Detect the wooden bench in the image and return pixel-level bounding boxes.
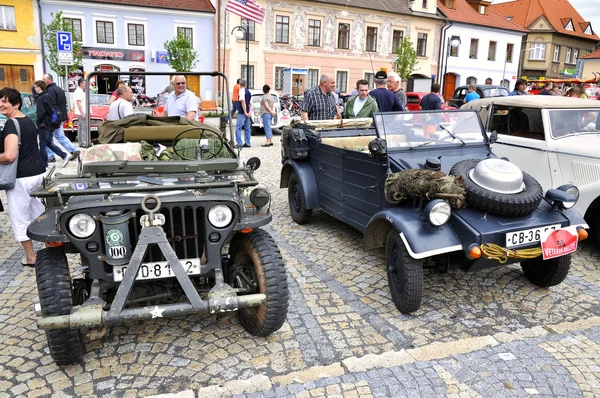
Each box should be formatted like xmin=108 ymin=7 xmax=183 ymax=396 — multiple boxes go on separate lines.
xmin=200 ymin=100 xmax=218 ymax=112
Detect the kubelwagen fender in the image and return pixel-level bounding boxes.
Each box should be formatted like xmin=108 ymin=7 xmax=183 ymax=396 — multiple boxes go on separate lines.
xmin=280 ymin=159 xmax=319 ymax=209
xmin=363 ymin=209 xmax=463 ymax=259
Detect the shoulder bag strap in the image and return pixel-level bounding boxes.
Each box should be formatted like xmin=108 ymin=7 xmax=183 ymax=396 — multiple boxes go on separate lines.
xmin=10 ymin=118 xmax=21 ymax=146
xmin=117 ymin=100 xmax=123 ymax=119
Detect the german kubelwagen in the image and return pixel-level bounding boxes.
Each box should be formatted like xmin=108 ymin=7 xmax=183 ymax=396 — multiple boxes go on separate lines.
xmin=280 ymin=112 xmax=589 ymax=314
xmin=27 ymin=72 xmax=288 ymax=366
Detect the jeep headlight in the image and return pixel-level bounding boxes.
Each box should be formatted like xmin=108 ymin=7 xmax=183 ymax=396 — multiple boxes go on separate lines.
xmin=424 ymin=199 xmax=451 ymax=226
xmin=208 ymin=205 xmax=233 ymax=228
xmin=68 ymin=213 xmax=96 ymax=238
xmin=557 ymin=184 xmax=579 ymax=209
xmin=282 ymin=109 xmax=289 ymax=116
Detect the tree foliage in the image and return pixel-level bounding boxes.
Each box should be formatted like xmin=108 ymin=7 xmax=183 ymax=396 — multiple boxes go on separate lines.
xmin=393 ymin=38 xmax=418 ymax=82
xmin=42 ymin=11 xmax=84 ymax=77
xmin=164 ymin=34 xmax=199 ymax=72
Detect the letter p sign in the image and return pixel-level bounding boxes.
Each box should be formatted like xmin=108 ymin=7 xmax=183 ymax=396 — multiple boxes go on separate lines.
xmin=57 ymin=31 xmax=73 ymax=52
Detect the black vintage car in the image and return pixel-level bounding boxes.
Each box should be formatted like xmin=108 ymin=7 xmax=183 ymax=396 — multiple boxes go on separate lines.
xmin=280 ymin=111 xmax=588 ymax=313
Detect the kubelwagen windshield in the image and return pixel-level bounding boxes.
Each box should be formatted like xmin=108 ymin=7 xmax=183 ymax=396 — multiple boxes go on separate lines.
xmin=548 ymin=109 xmax=600 ymax=138
xmin=373 ymin=111 xmax=485 ymax=149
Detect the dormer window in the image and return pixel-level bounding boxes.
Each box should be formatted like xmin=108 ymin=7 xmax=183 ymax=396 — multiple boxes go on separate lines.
xmin=565 ymin=20 xmax=574 ymax=31
xmin=479 ymin=5 xmax=486 ymax=14
xmin=445 ymin=0 xmax=455 ymax=9
xmin=585 ymin=25 xmax=592 ymax=34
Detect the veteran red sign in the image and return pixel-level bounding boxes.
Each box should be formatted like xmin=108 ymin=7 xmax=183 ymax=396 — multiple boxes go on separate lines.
xmin=541 ymin=228 xmax=578 ymax=260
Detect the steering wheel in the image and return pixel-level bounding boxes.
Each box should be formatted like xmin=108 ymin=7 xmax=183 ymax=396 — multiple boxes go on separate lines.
xmin=171 ymin=126 xmax=226 ymax=160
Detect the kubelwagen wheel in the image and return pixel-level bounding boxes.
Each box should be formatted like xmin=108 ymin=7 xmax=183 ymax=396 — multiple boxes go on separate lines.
xmin=228 ymin=229 xmax=289 ymax=336
xmin=288 ymin=172 xmax=312 ymax=224
xmin=386 ymin=231 xmax=423 ymax=314
xmin=521 ymin=255 xmax=571 ymax=287
xmin=35 ymin=248 xmax=84 ymax=366
xmin=450 ymin=159 xmax=543 ymax=217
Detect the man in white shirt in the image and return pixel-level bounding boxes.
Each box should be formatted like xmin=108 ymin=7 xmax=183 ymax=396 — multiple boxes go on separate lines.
xmin=107 ymin=85 xmax=134 ymax=120
xmin=158 ymin=75 xmax=197 ymax=120
xmin=73 ymin=78 xmax=89 ymax=147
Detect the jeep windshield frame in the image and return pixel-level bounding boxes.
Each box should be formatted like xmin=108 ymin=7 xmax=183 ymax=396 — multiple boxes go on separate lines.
xmin=373 ymin=110 xmax=487 ymax=151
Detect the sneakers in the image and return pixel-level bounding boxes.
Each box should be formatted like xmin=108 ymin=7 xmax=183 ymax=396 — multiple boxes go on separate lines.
xmin=62 ymin=155 xmax=70 ymax=168
xmin=243 ymin=143 xmax=251 ymax=148
xmin=47 ymin=158 xmax=56 ymax=163
xmin=69 ymin=151 xmax=80 ymax=161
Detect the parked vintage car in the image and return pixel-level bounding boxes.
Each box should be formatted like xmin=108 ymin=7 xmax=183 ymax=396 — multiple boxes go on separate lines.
xmin=447 ymin=85 xmax=509 ymax=108
xmin=462 ymin=95 xmax=600 ymax=243
xmin=280 ymin=111 xmax=588 ymax=313
xmin=250 ymin=92 xmax=291 ymax=135
xmin=0 ymin=92 xmax=37 ymax=130
xmin=405 ymin=92 xmax=456 ymax=111
xmin=64 ymin=93 xmax=111 ymax=141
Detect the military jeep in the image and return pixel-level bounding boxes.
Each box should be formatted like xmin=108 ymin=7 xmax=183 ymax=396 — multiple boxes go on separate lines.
xmin=27 ymin=72 xmax=288 ymax=366
xmin=281 ymin=112 xmax=588 ymax=314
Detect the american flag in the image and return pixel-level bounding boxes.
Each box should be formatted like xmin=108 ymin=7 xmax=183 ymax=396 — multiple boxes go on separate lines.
xmin=226 ymin=0 xmax=265 ymax=25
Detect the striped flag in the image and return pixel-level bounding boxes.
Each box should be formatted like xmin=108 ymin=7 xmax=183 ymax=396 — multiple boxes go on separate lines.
xmin=226 ymin=0 xmax=265 ymax=25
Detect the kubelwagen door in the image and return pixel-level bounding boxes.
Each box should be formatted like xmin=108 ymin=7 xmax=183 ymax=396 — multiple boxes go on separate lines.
xmin=488 ymin=105 xmax=553 ymax=189
xmin=314 ymin=140 xmax=345 ymax=220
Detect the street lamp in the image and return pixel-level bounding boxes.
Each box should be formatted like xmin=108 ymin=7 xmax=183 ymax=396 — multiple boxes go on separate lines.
xmin=443 ymin=36 xmax=461 ymax=98
xmin=232 ymin=25 xmax=250 ymax=87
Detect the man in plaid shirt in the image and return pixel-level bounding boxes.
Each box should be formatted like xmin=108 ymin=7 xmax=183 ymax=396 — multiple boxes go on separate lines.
xmin=301 ymin=73 xmax=341 ymax=121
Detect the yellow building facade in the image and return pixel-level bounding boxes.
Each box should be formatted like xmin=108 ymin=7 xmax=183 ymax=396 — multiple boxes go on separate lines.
xmin=0 ymin=0 xmax=43 ymax=92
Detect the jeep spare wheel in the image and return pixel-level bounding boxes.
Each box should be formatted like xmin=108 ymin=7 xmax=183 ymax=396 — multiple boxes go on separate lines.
xmin=450 ymin=159 xmax=543 ymax=217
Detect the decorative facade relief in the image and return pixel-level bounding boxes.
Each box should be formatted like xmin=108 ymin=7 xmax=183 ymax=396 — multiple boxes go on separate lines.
xmin=323 ymin=14 xmax=336 ymax=52
xmin=292 ymin=11 xmax=305 ymax=50
xmin=352 ymin=17 xmax=364 ymax=54
xmin=378 ymin=21 xmax=391 ymax=55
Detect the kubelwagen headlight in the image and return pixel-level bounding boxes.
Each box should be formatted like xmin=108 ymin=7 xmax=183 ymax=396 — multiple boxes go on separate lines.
xmin=557 ymin=184 xmax=579 ymax=209
xmin=68 ymin=213 xmax=96 ymax=238
xmin=208 ymin=205 xmax=233 ymax=228
xmin=424 ymin=199 xmax=452 ymax=226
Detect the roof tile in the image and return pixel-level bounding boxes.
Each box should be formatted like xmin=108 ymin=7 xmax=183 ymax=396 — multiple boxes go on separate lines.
xmin=437 ymin=0 xmax=528 ymax=32
xmin=82 ymin=0 xmax=215 ymax=13
xmin=580 ymin=48 xmax=600 ymax=59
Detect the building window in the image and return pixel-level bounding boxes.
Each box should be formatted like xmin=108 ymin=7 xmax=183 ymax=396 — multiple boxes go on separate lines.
xmin=450 ymin=36 xmax=460 ymax=57
xmin=96 ymin=21 xmax=114 ymax=44
xmin=0 ymin=5 xmax=16 ymax=31
xmin=417 ymin=33 xmax=427 ymax=57
xmin=64 ymin=18 xmax=82 ymax=41
xmin=275 ymin=15 xmax=289 ymax=43
xmin=573 ymin=48 xmax=579 ymax=62
xmin=488 ymin=41 xmax=497 ymax=61
xmin=338 ymin=23 xmax=350 ymax=49
xmin=445 ymin=0 xmax=455 ymax=8
xmin=127 ymin=23 xmax=144 ymax=46
xmin=553 ymin=45 xmax=560 ymax=62
xmin=529 ymin=43 xmax=545 ymax=60
xmin=241 ymin=65 xmax=254 ymax=89
xmin=479 ymin=5 xmax=486 ymax=14
xmin=422 ymin=0 xmax=427 ymax=7
xmin=364 ymin=72 xmax=374 ymax=89
xmin=467 ymin=76 xmax=477 ymax=85
xmin=469 ymin=39 xmax=478 ymax=59
xmin=506 ymin=43 xmax=514 ymax=62
xmin=366 ymin=26 xmax=378 ymax=52
xmin=308 ymin=19 xmax=321 ymax=46
xmin=275 ymin=67 xmax=285 ymax=90
xmin=336 ymin=71 xmax=348 ymax=93
xmin=307 ymin=69 xmax=319 ymax=89
xmin=565 ymin=47 xmax=572 ymax=63
xmin=177 ymin=27 xmax=193 ymax=46
xmin=392 ymin=30 xmax=404 ymax=52
xmin=241 ymin=18 xmax=255 ymax=41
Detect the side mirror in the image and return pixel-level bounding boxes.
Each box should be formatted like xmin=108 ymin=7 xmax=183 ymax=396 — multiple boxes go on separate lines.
xmin=489 ymin=130 xmax=498 ymax=144
xmin=246 ymin=157 xmax=261 ymax=171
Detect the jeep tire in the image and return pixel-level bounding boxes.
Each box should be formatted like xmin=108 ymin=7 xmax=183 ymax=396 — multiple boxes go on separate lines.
xmin=288 ymin=172 xmax=312 ymax=224
xmin=228 ymin=229 xmax=289 ymax=336
xmin=521 ymin=254 xmax=571 ymax=287
xmin=35 ymin=248 xmax=84 ymax=366
xmin=450 ymin=159 xmax=543 ymax=217
xmin=386 ymin=231 xmax=423 ymax=314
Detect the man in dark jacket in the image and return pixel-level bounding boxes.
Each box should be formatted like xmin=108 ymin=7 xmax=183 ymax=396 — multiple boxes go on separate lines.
xmin=42 ymin=73 xmax=79 ymax=162
xmin=369 ymin=71 xmax=403 ymax=112
xmin=420 ymin=83 xmax=443 ymax=138
xmin=538 ymin=82 xmax=553 ymax=95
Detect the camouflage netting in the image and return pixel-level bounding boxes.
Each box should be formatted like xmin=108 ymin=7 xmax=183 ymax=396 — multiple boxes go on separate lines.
xmin=384 ymin=169 xmax=467 ymax=209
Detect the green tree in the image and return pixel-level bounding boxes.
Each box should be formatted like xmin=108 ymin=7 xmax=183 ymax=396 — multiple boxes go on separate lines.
xmin=392 ymin=38 xmax=418 ymax=83
xmin=164 ymin=33 xmax=199 ymax=72
xmin=42 ymin=11 xmax=83 ymax=77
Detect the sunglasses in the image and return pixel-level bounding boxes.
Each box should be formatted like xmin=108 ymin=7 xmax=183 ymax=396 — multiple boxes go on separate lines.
xmin=175 ymin=82 xmax=186 ymax=86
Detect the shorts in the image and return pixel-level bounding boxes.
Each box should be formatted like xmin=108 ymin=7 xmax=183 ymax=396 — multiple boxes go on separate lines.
xmin=6 ymin=173 xmax=45 ymax=242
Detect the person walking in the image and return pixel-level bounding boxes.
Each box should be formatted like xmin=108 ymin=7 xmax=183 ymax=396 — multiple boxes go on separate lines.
xmin=33 ymin=81 xmax=70 ymax=168
xmin=345 ymin=79 xmax=378 ymax=118
xmin=235 ymin=79 xmax=253 ymax=147
xmin=369 ymin=71 xmax=403 ymax=112
xmin=42 ymin=73 xmax=79 ymax=162
xmin=228 ymin=78 xmax=242 ymax=122
xmin=0 ymin=87 xmax=47 ymax=266
xmin=464 ymin=84 xmax=480 ymax=103
xmin=301 ymin=73 xmax=341 ymax=121
xmin=387 ymin=72 xmax=407 ymax=110
xmin=107 ymin=85 xmax=134 ymax=120
xmin=259 ymin=85 xmax=276 ymax=147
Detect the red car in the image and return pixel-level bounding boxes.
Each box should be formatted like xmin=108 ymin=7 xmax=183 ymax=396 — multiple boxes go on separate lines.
xmin=64 ymin=94 xmax=111 ymax=141
xmin=405 ymin=92 xmax=456 ymax=111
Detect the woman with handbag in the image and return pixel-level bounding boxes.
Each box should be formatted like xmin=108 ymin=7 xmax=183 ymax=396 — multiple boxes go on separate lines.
xmin=0 ymin=88 xmax=46 ymax=267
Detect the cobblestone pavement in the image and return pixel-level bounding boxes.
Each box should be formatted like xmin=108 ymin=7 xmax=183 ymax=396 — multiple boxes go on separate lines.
xmin=1 ymin=126 xmax=600 ymax=397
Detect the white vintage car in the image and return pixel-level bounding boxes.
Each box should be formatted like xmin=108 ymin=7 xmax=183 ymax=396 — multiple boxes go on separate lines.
xmin=250 ymin=92 xmax=291 ymax=134
xmin=463 ymin=96 xmax=600 ymax=242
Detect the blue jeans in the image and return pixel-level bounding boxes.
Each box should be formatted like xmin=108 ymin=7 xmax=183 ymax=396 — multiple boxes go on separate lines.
xmin=227 ymin=101 xmax=241 ymax=121
xmin=235 ymin=113 xmax=251 ymax=146
xmin=47 ymin=125 xmax=77 ymax=159
xmin=39 ymin=129 xmax=67 ymax=163
xmin=261 ymin=113 xmax=273 ymax=139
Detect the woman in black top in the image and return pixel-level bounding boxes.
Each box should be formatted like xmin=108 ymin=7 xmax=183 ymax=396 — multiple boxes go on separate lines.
xmin=33 ymin=80 xmax=70 ymax=168
xmin=0 ymin=87 xmax=47 ymax=266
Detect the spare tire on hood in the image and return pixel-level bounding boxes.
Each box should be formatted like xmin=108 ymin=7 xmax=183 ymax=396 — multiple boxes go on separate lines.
xmin=449 ymin=159 xmax=543 ymax=217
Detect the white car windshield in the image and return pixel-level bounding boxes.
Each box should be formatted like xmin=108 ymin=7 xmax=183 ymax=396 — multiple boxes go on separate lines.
xmin=373 ymin=111 xmax=485 ymax=149
xmin=548 ymin=109 xmax=600 ymax=138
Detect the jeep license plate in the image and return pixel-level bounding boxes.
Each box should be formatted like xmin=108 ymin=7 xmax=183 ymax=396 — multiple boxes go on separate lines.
xmin=505 ymin=224 xmax=561 ymax=248
xmin=113 ymin=258 xmax=201 ymax=282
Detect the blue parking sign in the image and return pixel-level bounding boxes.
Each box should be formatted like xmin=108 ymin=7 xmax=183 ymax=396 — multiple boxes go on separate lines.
xmin=57 ymin=31 xmax=72 ymax=52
